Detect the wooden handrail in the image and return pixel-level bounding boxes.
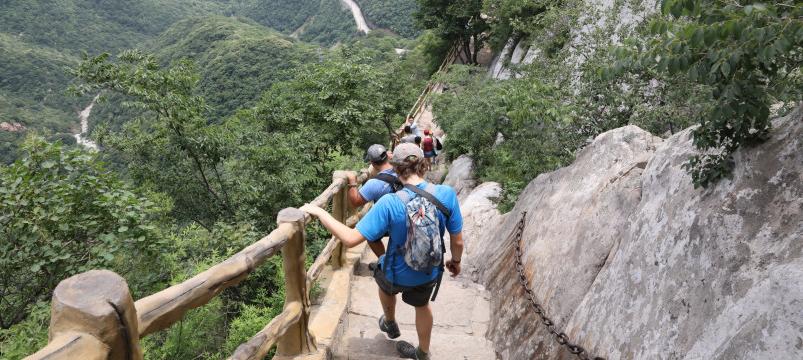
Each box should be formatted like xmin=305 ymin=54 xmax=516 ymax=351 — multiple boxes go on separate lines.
xmin=24 ymin=170 xmax=372 ymax=360
xmin=394 ymin=43 xmax=462 ymax=149
xmin=26 ymin=332 xmax=110 ymax=360
xmin=306 ymin=202 xmax=373 ymax=285
xmin=134 ymin=223 xmax=292 ymax=337
xmin=26 ymin=270 xmax=141 ymax=360
xmin=404 ymin=45 xmax=460 ymax=122
xmin=228 ymin=303 xmax=303 ymax=360
xmin=26 ymin=44 xmax=457 ymax=360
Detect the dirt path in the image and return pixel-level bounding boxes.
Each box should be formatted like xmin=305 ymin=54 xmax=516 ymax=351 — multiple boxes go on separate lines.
xmin=74 ymin=94 xmax=99 ymax=150
xmin=341 ymin=0 xmax=370 ymax=34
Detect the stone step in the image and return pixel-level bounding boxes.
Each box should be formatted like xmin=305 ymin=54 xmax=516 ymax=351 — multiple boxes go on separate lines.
xmin=333 ymin=352 xmax=402 ymax=360
xmin=337 ymin=238 xmax=497 ymax=360
xmin=348 ymin=276 xmax=490 ymax=330
xmin=338 ymin=313 xmax=496 ymax=359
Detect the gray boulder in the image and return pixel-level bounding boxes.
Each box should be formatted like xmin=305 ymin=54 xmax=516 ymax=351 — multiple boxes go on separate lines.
xmin=465 ymin=107 xmax=803 ymax=359
xmin=443 ymin=155 xmax=477 ymax=200
xmin=458 ymin=181 xmax=505 ymax=279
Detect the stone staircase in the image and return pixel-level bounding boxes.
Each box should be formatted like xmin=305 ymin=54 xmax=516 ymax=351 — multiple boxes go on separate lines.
xmin=332 ymin=243 xmax=497 ymax=359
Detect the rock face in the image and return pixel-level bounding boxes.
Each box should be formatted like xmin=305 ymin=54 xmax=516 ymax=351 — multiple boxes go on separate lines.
xmin=458 ymin=181 xmax=505 ymax=280
xmin=490 ymin=0 xmax=658 ymax=80
xmin=442 ymin=155 xmax=476 ymax=200
xmin=459 ymin=107 xmax=803 ymax=359
xmin=0 ymin=121 xmax=26 ymax=132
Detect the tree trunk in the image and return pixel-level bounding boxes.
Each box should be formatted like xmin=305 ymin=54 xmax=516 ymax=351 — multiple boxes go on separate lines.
xmin=462 ymin=39 xmax=473 ymax=64
xmin=471 ymin=34 xmax=479 ymax=65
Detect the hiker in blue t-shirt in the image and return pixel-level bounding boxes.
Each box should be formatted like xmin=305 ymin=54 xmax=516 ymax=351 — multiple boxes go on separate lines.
xmin=346 ymin=144 xmax=402 ymax=208
xmin=301 ymin=143 xmax=464 ymax=360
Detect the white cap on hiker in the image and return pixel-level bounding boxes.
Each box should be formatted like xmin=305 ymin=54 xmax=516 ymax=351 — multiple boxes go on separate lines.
xmin=390 ymin=143 xmax=424 ymax=166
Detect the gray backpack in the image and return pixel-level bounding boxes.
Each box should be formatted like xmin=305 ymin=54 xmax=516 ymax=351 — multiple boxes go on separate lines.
xmin=391 ymin=184 xmax=451 ymax=300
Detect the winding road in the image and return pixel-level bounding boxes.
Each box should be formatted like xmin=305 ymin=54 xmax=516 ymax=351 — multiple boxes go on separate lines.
xmin=341 ymin=0 xmax=370 ymax=34
xmin=74 ymin=95 xmax=99 ymax=150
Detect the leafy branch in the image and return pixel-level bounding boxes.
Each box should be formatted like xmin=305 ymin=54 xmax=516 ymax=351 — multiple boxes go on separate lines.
xmin=611 ymin=0 xmax=802 ymax=187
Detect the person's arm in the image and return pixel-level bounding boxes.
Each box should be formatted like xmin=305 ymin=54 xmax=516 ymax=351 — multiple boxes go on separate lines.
xmin=346 ymin=173 xmax=368 ymax=208
xmin=445 ymin=231 xmax=463 ymax=277
xmin=299 ymin=204 xmax=365 ymax=248
xmin=367 ymin=241 xmax=385 ymax=257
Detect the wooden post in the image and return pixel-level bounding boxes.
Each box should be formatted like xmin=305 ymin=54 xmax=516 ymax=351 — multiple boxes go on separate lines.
xmin=330 ymin=172 xmax=350 ymax=268
xmin=26 ymin=270 xmax=142 ymax=360
xmin=275 ymin=208 xmax=317 ymax=356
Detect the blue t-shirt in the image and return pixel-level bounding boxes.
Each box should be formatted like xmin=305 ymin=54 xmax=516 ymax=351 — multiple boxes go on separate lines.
xmin=358 ymin=169 xmax=398 ymax=203
xmin=356 ymin=182 xmax=463 ymax=286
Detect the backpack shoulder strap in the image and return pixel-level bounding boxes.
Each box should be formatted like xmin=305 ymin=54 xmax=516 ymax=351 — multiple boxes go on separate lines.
xmin=403 ymin=184 xmax=451 ymax=218
xmin=395 ymin=189 xmax=411 ymax=204
xmin=375 ymin=172 xmax=402 ymax=191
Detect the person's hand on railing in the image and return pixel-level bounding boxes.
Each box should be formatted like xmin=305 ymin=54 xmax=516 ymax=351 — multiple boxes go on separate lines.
xmin=346 ymin=172 xmax=357 ymax=186
xmin=300 ymin=203 xmax=365 ymax=248
xmin=299 ymin=204 xmax=327 ymax=218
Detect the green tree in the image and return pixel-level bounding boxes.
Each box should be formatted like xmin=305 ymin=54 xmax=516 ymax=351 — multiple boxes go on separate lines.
xmin=71 ymin=48 xmax=408 ymax=231
xmin=252 ymin=50 xmax=402 ymax=160
xmin=0 ymin=137 xmax=164 ymax=328
xmin=359 ymin=0 xmax=421 ymax=38
xmin=415 ymin=0 xmax=489 ymax=63
xmin=614 ymin=0 xmax=802 ymax=187
xmin=222 ymin=48 xmax=417 ymax=229
xmin=433 ymin=65 xmax=577 ymax=208
xmin=71 ymin=51 xmax=234 ymax=229
xmin=481 ymin=0 xmax=568 ymax=52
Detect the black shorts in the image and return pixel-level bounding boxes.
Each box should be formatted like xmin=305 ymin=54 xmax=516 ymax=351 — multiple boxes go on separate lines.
xmin=372 ymin=263 xmax=436 ymax=307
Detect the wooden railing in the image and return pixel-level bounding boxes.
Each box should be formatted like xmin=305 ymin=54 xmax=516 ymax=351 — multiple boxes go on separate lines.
xmin=392 ymin=44 xmax=462 ymax=148
xmin=404 ymin=44 xmax=461 ymax=123
xmin=25 ymin=42 xmax=463 ymax=360
xmin=25 ymin=170 xmax=374 ymax=360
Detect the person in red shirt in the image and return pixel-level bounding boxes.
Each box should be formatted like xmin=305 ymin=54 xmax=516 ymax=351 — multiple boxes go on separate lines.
xmin=421 ymin=129 xmax=437 ymax=167
xmin=421 ymin=129 xmax=435 ymax=157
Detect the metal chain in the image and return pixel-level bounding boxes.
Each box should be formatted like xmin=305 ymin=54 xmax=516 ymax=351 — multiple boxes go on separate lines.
xmin=511 ymin=211 xmax=605 ymax=360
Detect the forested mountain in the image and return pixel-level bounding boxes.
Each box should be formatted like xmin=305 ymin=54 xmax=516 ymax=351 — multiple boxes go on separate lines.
xmin=0 ymin=1 xmax=440 ymax=358
xmin=3 ymin=0 xmax=799 ymax=359
xmin=0 ymin=0 xmax=231 ymax=55
xmin=0 ymin=0 xmax=358 ymax=53
xmin=91 ymin=16 xmax=316 ymax=129
xmin=358 ymin=0 xmax=420 ymax=38
xmin=0 ymin=34 xmax=82 ymax=161
xmin=0 ymin=0 xmax=223 ymax=163
xmin=0 ymin=0 xmax=371 ymax=163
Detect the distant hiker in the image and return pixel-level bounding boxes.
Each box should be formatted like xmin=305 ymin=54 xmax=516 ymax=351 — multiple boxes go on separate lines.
xmin=407 ymin=116 xmax=422 ymax=137
xmin=346 ymin=144 xmax=402 ymax=208
xmin=400 ymin=125 xmax=418 ymax=144
xmin=421 ymin=129 xmax=436 ymax=159
xmin=301 ymin=143 xmax=464 ymax=360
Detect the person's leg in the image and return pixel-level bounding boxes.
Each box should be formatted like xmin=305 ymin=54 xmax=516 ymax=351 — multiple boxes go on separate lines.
xmin=414 ymin=304 xmax=433 ymax=353
xmin=374 ymin=266 xmax=401 ymax=338
xmin=378 ymin=287 xmax=397 ymax=321
xmin=398 ymin=284 xmax=435 ymax=359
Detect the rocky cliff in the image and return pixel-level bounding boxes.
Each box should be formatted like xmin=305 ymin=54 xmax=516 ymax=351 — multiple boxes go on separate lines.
xmin=489 ymin=0 xmax=658 ymax=80
xmin=454 ymin=107 xmax=802 ymax=359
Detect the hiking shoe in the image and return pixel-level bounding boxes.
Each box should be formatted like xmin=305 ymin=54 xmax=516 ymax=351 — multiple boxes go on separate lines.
xmin=396 ymin=341 xmax=430 ymax=360
xmin=378 ymin=315 xmax=400 ymax=339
